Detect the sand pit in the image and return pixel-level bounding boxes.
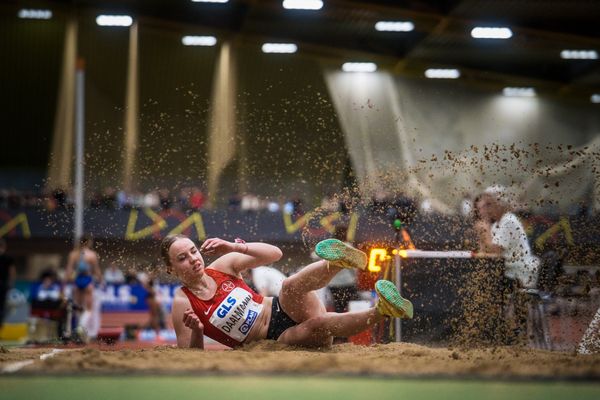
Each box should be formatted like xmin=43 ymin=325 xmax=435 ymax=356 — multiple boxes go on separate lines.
xmin=2 ymin=342 xmax=599 ymax=379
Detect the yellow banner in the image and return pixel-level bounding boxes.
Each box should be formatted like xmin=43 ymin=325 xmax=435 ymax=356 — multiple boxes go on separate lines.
xmin=0 ymin=213 xmax=31 ymax=238
xmin=125 ymin=209 xmax=207 ymax=241
xmin=125 ymin=208 xmax=167 ymax=240
xmin=284 ymin=209 xmax=359 ymax=240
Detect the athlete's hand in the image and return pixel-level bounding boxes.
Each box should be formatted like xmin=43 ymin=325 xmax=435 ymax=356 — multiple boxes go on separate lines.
xmin=200 ymin=238 xmax=237 ymax=256
xmin=183 ymin=309 xmax=204 ymax=332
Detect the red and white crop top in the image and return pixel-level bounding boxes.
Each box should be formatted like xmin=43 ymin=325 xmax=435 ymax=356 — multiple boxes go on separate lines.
xmin=181 ymin=268 xmax=264 ymax=348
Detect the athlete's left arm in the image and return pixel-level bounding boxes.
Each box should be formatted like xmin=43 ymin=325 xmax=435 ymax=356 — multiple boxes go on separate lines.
xmin=201 ymin=238 xmax=283 ymax=276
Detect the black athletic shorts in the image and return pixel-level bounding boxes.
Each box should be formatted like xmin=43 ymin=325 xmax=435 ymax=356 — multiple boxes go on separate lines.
xmin=266 ymin=296 xmax=297 ymax=340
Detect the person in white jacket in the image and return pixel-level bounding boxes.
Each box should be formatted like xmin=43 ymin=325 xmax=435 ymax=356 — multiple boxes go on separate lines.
xmin=474 ymin=186 xmax=540 ymax=344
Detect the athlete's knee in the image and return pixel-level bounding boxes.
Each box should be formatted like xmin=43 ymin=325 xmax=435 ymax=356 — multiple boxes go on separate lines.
xmin=304 ymin=315 xmax=331 ymax=337
xmin=281 ymin=277 xmax=298 ymax=296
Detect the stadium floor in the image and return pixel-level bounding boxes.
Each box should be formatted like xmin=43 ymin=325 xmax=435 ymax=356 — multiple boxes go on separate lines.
xmin=1 ymin=376 xmax=600 ymax=400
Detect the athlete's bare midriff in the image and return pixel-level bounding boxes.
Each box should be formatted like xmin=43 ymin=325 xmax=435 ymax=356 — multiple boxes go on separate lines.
xmin=244 ymin=297 xmax=273 ymax=343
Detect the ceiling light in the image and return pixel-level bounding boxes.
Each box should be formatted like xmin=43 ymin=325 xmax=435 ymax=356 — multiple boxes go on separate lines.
xmin=375 ymin=21 xmax=414 ymax=32
xmin=182 ymin=36 xmax=217 ymax=46
xmin=560 ymin=50 xmax=598 ymax=60
xmin=96 ymin=15 xmax=133 ymax=27
xmin=424 ymin=68 xmax=460 ymax=79
xmin=18 ymin=9 xmax=52 ymax=19
xmin=262 ymin=43 xmax=298 ymax=53
xmin=282 ymin=0 xmax=323 ymax=10
xmin=591 ymin=94 xmax=600 ymax=104
xmin=471 ymin=27 xmax=512 ymax=39
xmin=503 ymin=87 xmax=536 ymax=97
xmin=342 ymin=62 xmax=377 ymax=73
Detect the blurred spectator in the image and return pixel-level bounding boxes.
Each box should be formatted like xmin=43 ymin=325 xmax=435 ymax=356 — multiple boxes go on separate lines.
xmin=189 ymin=187 xmax=205 ymax=210
xmin=103 ymin=262 xmax=125 ymax=285
xmin=178 ymin=188 xmax=192 ymax=210
xmin=52 ymin=188 xmax=67 ymax=209
xmin=247 ymin=266 xmax=286 ymax=297
xmin=116 ymin=189 xmax=129 ymax=209
xmin=339 ymin=195 xmax=353 ymax=216
xmin=283 ymin=200 xmax=294 ymax=214
xmin=291 ymin=195 xmax=304 ymax=216
xmin=102 ymin=187 xmax=117 ymax=209
xmin=124 ymin=268 xmax=140 ymax=285
xmin=474 ymin=185 xmax=541 ymax=344
xmin=159 ymin=189 xmax=172 ymax=209
xmin=137 ymin=269 xmax=149 ymax=286
xmin=475 ymin=186 xmax=540 ymax=289
xmin=228 ymin=192 xmax=241 ymax=210
xmin=320 ymin=192 xmax=339 ymax=213
xmin=420 ymin=198 xmax=434 ymax=214
xmin=90 ymin=191 xmax=102 ymax=208
xmin=241 ymin=193 xmax=260 ymax=212
xmin=267 ymin=199 xmax=280 ymax=212
xmin=144 ymin=190 xmax=160 ymax=208
xmin=143 ymin=277 xmax=166 ymax=337
xmin=460 ymin=193 xmax=474 ymax=217
xmin=33 ymin=269 xmax=62 ymax=303
xmin=31 ymin=268 xmax=66 ymax=339
xmin=64 ymin=234 xmax=102 ymax=340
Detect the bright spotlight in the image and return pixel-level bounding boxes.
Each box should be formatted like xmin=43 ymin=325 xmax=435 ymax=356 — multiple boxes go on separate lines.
xmin=96 ymin=15 xmax=133 ymax=27
xmin=342 ymin=62 xmax=377 ymax=72
xmin=471 ymin=27 xmax=513 ymax=39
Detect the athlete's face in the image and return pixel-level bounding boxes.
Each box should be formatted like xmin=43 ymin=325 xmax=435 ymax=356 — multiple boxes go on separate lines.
xmin=168 ymin=238 xmax=205 ymax=282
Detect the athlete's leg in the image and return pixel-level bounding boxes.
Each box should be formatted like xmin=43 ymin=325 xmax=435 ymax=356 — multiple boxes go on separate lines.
xmin=278 ymin=308 xmax=383 ymax=348
xmin=279 ymin=260 xmax=343 ymax=323
xmin=279 ymin=280 xmax=413 ymax=347
xmin=76 ymin=284 xmax=94 ymax=340
xmin=279 ymin=239 xmax=368 ymax=323
xmin=82 ymin=284 xmax=94 ymax=311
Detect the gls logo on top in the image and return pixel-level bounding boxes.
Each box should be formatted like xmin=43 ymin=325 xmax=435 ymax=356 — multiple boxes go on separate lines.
xmin=209 ymin=287 xmax=264 ymax=342
xmin=216 ymin=296 xmax=236 ymax=318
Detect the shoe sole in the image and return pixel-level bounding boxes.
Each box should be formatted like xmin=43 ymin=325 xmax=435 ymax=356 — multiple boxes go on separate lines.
xmin=375 ymin=280 xmax=413 ymax=319
xmin=315 ymin=239 xmax=367 ymax=270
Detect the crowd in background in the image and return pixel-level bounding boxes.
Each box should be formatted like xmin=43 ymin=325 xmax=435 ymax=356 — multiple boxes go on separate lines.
xmin=0 ymin=186 xmax=309 ymax=216
xmin=0 ymin=185 xmax=596 ymax=219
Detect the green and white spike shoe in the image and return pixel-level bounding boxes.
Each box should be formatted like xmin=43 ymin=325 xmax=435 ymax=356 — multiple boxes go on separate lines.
xmin=315 ymin=239 xmax=367 ymax=270
xmin=375 ymin=280 xmax=414 ymax=319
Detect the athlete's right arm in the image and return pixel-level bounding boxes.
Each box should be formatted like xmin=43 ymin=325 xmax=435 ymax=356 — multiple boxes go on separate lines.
xmin=172 ymin=291 xmax=204 ymax=349
xmin=201 ymin=238 xmax=283 ymax=276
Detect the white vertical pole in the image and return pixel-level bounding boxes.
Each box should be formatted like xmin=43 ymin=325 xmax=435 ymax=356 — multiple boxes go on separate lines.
xmin=123 ymin=20 xmax=139 ymax=192
xmin=74 ymin=58 xmax=85 ymax=242
xmin=394 ymin=252 xmax=402 ymax=342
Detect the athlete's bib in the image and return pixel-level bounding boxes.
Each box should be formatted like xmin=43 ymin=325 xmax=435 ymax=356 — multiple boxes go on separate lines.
xmin=208 ymin=287 xmax=264 ymax=342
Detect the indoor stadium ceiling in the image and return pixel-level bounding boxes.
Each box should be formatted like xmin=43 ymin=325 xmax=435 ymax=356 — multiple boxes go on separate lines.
xmin=8 ymin=0 xmax=600 ymax=95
